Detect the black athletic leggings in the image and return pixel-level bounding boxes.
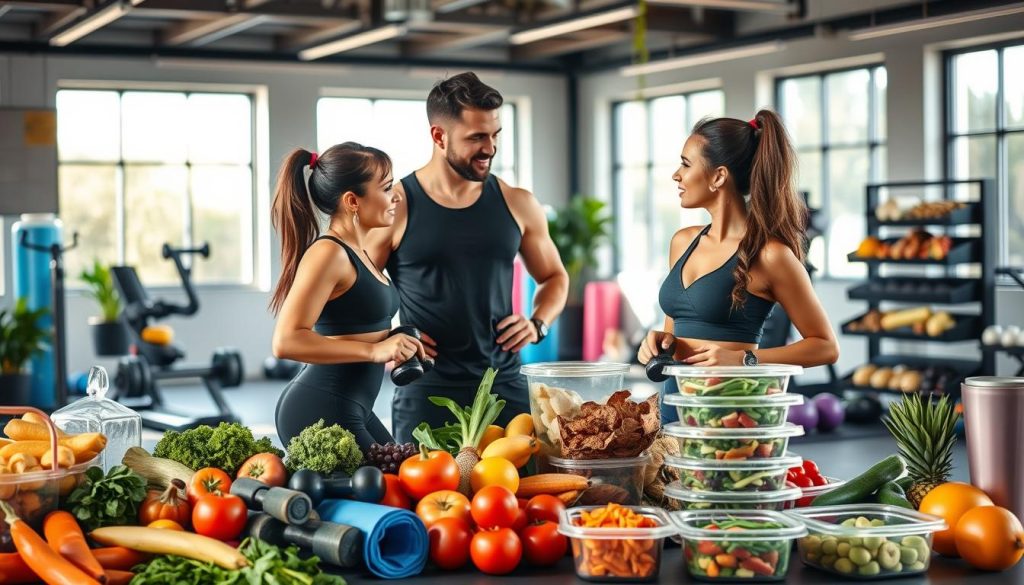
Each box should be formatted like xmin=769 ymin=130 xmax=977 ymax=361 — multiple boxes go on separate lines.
xmin=275 ymin=362 xmax=393 ymax=451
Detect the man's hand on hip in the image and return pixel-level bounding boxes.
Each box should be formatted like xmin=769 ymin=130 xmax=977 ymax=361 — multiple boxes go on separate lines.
xmin=495 ymin=314 xmax=537 ymax=352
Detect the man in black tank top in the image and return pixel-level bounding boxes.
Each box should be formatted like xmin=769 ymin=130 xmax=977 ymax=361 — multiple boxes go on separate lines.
xmin=366 ymin=72 xmax=569 ymax=442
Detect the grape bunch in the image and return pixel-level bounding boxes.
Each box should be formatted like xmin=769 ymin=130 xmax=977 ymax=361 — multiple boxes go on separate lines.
xmin=367 ymin=442 xmax=417 ymax=474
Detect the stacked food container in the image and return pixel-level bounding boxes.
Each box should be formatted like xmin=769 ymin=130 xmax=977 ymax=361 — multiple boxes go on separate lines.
xmin=523 ymin=362 xmax=658 ymax=506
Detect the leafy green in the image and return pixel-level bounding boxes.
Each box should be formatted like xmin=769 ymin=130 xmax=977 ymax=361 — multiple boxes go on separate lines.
xmin=424 ymin=368 xmax=504 ymax=452
xmin=63 ymin=465 xmax=147 ymax=531
xmin=153 ymin=422 xmax=284 ymax=475
xmin=285 ymin=419 xmax=363 ymax=475
xmin=0 ymin=297 xmax=50 ymax=375
xmin=411 ymin=422 xmax=463 ymax=457
xmin=129 ymin=537 xmax=346 ymax=584
xmin=80 ymin=258 xmax=121 ymax=321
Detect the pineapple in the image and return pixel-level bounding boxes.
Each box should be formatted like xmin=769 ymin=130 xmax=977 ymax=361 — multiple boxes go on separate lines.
xmin=882 ymin=393 xmax=960 ymax=508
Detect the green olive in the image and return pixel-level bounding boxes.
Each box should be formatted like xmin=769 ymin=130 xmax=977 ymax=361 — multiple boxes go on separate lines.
xmin=849 ymin=547 xmax=872 ymax=567
xmin=855 ymin=517 xmax=872 ymax=529
xmin=863 ymin=536 xmax=885 ymax=552
xmin=870 ymin=518 xmax=886 ymax=527
xmin=821 ymin=555 xmax=838 ymax=568
xmin=847 ymin=537 xmax=863 ymax=547
xmin=877 ymin=542 xmax=901 ymax=570
xmin=802 ymin=535 xmax=822 ymax=553
xmin=908 ymin=561 xmax=926 ymax=572
xmin=805 ymin=551 xmax=819 ymax=564
xmin=834 ymin=558 xmax=855 ymax=574
xmin=841 ymin=518 xmax=858 ymax=528
xmin=899 ymin=546 xmax=919 ymax=565
xmin=858 ymin=561 xmax=881 ymax=576
xmin=836 ymin=542 xmax=852 ymax=558
xmin=902 ymin=535 xmax=931 ymax=561
xmin=821 ymin=539 xmax=838 ymax=556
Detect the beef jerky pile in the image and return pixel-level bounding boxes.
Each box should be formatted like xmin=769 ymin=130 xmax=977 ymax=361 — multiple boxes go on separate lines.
xmin=558 ymin=390 xmax=661 ymax=459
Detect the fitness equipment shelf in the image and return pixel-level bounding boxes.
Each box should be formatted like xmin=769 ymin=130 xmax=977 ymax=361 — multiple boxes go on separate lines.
xmin=109 ymin=243 xmax=243 ymax=431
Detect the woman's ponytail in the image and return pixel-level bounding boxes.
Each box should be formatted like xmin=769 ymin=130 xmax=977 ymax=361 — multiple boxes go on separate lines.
xmin=269 ymin=149 xmax=318 ymax=315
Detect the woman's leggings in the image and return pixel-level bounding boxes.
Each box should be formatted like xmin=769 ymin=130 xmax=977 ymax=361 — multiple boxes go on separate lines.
xmin=275 ymin=362 xmax=393 ymax=451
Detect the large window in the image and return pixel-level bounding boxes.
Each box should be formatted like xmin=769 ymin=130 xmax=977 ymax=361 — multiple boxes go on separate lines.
xmin=317 ymin=98 xmax=518 ymax=185
xmin=611 ymin=90 xmax=725 ymax=274
xmin=56 ymin=89 xmax=255 ymax=286
xmin=777 ymin=65 xmax=887 ymax=278
xmin=946 ymin=43 xmax=1024 ymax=267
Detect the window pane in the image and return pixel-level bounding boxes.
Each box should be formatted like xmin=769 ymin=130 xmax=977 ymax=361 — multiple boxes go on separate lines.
xmin=1007 ymin=133 xmax=1024 ymax=266
xmin=950 ymin=135 xmax=997 ymax=182
xmin=614 ymin=101 xmax=648 ymax=165
xmin=795 ymin=149 xmax=822 ymax=208
xmin=651 ymin=96 xmax=686 ymax=168
xmin=874 ymin=67 xmax=888 ymax=140
xmin=59 ymin=165 xmax=119 ymax=281
xmin=56 ymin=90 xmax=120 ymax=162
xmin=686 ymin=90 xmax=724 ymax=130
xmin=372 ymin=100 xmax=431 ymax=180
xmin=495 ymin=104 xmax=517 ymax=182
xmin=191 ymin=165 xmax=253 ymax=284
xmin=807 ymin=236 xmax=825 ymax=275
xmin=826 ymin=148 xmax=869 ymax=278
xmin=1005 ymin=46 xmax=1024 ymax=129
xmin=779 ymin=77 xmax=821 ymax=147
xmin=615 ymin=167 xmax=649 ymax=270
xmin=951 ymin=50 xmax=998 ymax=133
xmin=873 ymin=145 xmax=888 ymax=183
xmin=124 ymin=165 xmax=187 ymax=285
xmin=651 ymin=164 xmax=682 ymax=271
xmin=317 ymin=98 xmax=374 ymax=151
xmin=827 ymin=69 xmax=870 ymax=144
xmin=122 ymin=92 xmax=188 ymax=163
xmin=188 ymin=94 xmax=252 ymax=164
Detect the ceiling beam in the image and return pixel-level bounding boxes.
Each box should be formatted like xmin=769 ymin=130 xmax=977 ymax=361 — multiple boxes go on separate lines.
xmin=298 ymin=24 xmax=408 ymax=61
xmin=645 ymin=5 xmax=733 ymax=35
xmin=49 ymin=1 xmax=145 ymax=47
xmin=403 ymin=27 xmax=508 ymax=56
xmin=162 ymin=13 xmax=270 ymax=46
xmin=511 ymin=27 xmax=630 ymax=59
xmin=646 ymin=0 xmax=797 ymax=14
xmin=278 ymin=19 xmax=364 ymax=51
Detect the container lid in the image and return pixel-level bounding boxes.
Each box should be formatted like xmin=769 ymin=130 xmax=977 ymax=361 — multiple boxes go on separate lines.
xmin=963 ymin=376 xmax=1024 ymax=389
xmin=795 ymin=476 xmax=847 ymax=497
xmin=673 ymin=509 xmax=808 ymax=540
xmin=664 ymin=393 xmax=804 ymax=407
xmin=52 ymin=366 xmax=142 ymax=423
xmin=663 ymin=422 xmax=805 ymax=440
xmin=786 ymin=504 xmax=947 ymax=536
xmin=558 ymin=506 xmax=678 ymax=540
xmin=663 ymin=364 xmax=803 ymax=377
xmin=521 ymin=362 xmax=630 ymax=377
xmin=664 ymin=452 xmax=802 ymax=471
xmin=547 ymin=453 xmax=651 ymax=469
xmin=665 ymin=481 xmax=802 ymax=504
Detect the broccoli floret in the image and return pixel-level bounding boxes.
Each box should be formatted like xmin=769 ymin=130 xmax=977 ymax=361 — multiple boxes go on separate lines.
xmin=153 ymin=422 xmax=284 ymax=474
xmin=153 ymin=426 xmax=214 ymax=470
xmin=285 ymin=419 xmax=363 ymax=475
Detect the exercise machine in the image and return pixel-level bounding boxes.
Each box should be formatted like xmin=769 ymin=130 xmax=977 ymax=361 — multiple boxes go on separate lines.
xmin=109 ymin=243 xmax=243 ymax=431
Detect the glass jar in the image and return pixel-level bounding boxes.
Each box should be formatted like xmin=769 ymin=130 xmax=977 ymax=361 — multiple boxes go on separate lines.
xmin=51 ymin=366 xmax=141 ymax=472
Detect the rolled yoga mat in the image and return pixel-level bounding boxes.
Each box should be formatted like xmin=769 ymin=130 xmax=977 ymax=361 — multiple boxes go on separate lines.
xmin=316 ymin=499 xmax=428 ymax=579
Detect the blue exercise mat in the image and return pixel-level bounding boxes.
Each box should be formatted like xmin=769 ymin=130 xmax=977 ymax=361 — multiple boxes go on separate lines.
xmin=317 ymin=499 xmax=428 ymax=579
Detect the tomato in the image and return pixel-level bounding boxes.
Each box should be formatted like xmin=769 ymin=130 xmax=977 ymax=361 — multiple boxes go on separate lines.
xmin=525 ymin=495 xmax=566 ymax=524
xmin=471 ymin=485 xmax=519 ymax=529
xmin=511 ymin=506 xmax=528 ymax=533
xmin=808 ymin=473 xmax=827 ymax=487
xmin=192 ymin=493 xmax=247 ymax=541
xmin=399 ymin=447 xmax=460 ymax=501
xmin=520 ymin=521 xmax=567 ymax=567
xmin=139 ymin=478 xmax=191 ymax=527
xmin=802 ymin=460 xmax=819 ymax=476
xmin=470 ymin=528 xmax=522 ymax=575
xmin=470 ymin=457 xmax=520 ymax=493
xmin=148 ymin=519 xmax=184 ymax=531
xmin=428 ymin=517 xmax=473 ymax=570
xmin=792 ymin=475 xmax=813 ymax=489
xmin=416 ymin=490 xmax=472 ymax=529
xmin=380 ymin=474 xmax=411 ymax=509
xmin=188 ymin=468 xmax=233 ymax=505
xmin=236 ymin=453 xmax=287 ymax=487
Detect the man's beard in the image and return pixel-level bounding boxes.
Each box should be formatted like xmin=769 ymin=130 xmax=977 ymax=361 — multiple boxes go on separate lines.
xmin=446 ymin=151 xmax=492 ymax=182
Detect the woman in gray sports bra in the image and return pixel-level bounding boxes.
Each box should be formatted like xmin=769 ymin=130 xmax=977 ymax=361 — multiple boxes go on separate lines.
xmin=637 ymin=110 xmax=839 ymax=422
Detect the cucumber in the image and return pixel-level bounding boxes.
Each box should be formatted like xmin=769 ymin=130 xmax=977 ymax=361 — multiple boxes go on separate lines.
xmin=894 ymin=476 xmax=914 ymax=491
xmin=811 ymin=455 xmax=906 ymax=506
xmin=875 ymin=481 xmax=914 ymax=509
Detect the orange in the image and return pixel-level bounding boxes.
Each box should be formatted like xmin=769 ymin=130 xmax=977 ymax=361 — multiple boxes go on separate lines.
xmin=955 ymin=506 xmax=1024 ymax=571
xmin=148 ymin=519 xmax=184 ymax=531
xmin=919 ymin=482 xmax=993 ymax=557
xmin=470 ymin=457 xmax=520 ymax=494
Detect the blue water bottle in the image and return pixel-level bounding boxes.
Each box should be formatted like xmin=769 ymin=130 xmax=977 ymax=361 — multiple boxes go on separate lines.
xmin=11 ymin=213 xmax=62 ymax=409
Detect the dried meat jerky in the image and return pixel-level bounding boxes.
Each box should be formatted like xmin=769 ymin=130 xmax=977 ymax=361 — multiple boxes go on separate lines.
xmin=558 ymin=391 xmax=661 ymax=459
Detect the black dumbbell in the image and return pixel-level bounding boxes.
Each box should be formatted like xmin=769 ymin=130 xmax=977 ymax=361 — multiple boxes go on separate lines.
xmin=389 ymin=325 xmax=434 ymax=386
xmin=288 ymin=467 xmax=386 ymax=506
xmin=645 ymin=340 xmax=679 ymax=382
xmin=246 ymin=513 xmax=362 ymax=568
xmin=230 ymin=478 xmax=313 ymax=525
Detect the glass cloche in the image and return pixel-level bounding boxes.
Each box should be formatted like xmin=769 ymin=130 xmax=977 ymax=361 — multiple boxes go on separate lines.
xmin=51 ymin=366 xmax=141 ymax=472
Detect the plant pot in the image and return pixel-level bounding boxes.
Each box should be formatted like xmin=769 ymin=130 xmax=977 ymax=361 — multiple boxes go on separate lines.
xmin=89 ymin=318 xmax=130 ymax=356
xmin=0 ymin=374 xmax=32 ymax=405
xmin=558 ymin=304 xmax=584 ymax=361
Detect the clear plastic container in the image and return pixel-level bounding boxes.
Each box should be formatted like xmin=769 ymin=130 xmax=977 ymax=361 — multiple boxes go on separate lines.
xmin=664 ymin=393 xmax=804 ymax=429
xmin=665 ymin=481 xmax=801 ymax=511
xmin=51 ymin=366 xmax=141 ymax=473
xmin=663 ymin=365 xmax=803 ymax=397
xmin=788 ymin=504 xmax=946 ymax=579
xmin=663 ymin=423 xmax=804 ymax=461
xmin=673 ymin=509 xmax=808 ymax=581
xmin=559 ymin=505 xmax=677 ymax=582
xmin=785 ymin=477 xmax=846 ymax=509
xmin=664 ymin=453 xmax=802 ymax=493
xmin=545 ymin=454 xmax=650 ymax=506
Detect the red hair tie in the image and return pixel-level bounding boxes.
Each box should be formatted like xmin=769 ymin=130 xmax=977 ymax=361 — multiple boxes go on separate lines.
xmin=748 ymin=118 xmax=759 ymax=130
xmin=309 ymin=152 xmax=319 ymax=169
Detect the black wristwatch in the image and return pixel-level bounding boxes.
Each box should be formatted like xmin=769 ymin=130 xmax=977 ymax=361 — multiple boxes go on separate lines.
xmin=743 ymin=350 xmax=759 ymax=366
xmin=531 ymin=318 xmax=549 ymax=344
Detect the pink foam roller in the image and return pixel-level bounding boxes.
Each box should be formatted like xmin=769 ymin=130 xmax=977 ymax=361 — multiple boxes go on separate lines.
xmin=583 ymin=281 xmax=621 ymax=361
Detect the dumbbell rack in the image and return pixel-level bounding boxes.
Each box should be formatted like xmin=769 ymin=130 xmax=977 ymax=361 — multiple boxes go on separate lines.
xmin=980 ymin=267 xmax=1024 ymax=376
xmin=840 ymin=178 xmax=997 ymax=402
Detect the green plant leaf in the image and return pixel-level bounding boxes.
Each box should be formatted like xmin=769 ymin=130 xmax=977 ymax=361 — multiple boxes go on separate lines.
xmin=547 ymin=196 xmax=612 ymax=303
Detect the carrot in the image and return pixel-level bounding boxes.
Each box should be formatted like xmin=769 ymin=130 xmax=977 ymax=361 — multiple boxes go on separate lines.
xmin=715 ymin=553 xmax=737 ymax=568
xmin=573 ymin=503 xmax=659 ymax=579
xmin=60 ymin=434 xmax=107 ymax=457
xmin=20 ymin=412 xmax=65 ymax=436
xmin=0 ymin=502 xmax=101 ymax=585
xmin=91 ymin=547 xmax=147 ymax=571
xmin=3 ymin=419 xmax=54 ymax=442
xmin=707 ymin=560 xmax=720 ymax=577
xmin=44 ymin=511 xmax=106 ymax=582
xmin=0 ymin=551 xmax=38 ymax=584
xmin=103 ymin=569 xmax=135 ymax=585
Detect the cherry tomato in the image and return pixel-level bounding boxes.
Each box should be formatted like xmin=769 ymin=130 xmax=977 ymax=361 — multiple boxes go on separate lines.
xmin=380 ymin=474 xmax=411 ymax=509
xmin=808 ymin=473 xmax=827 ymax=487
xmin=192 ymin=493 xmax=247 ymax=541
xmin=470 ymin=528 xmax=522 ymax=575
xmin=525 ymin=495 xmax=566 ymax=524
xmin=520 ymin=521 xmax=567 ymax=567
xmin=802 ymin=460 xmax=819 ymax=476
xmin=471 ymin=485 xmax=519 ymax=529
xmin=187 ymin=468 xmax=232 ymax=505
xmin=428 ymin=517 xmax=473 ymax=570
xmin=792 ymin=475 xmax=813 ymax=489
xmin=399 ymin=448 xmax=460 ymax=501
xmin=416 ymin=490 xmax=472 ymax=529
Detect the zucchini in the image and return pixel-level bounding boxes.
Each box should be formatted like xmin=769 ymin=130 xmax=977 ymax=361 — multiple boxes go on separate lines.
xmin=811 ymin=455 xmax=906 ymax=507
xmin=875 ymin=481 xmax=914 ymax=509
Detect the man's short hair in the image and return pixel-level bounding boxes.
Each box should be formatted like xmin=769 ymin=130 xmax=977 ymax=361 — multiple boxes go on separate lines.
xmin=426 ymin=72 xmax=503 ymax=124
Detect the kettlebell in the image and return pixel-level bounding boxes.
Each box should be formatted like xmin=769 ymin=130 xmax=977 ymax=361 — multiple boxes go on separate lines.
xmin=645 ymin=339 xmax=678 ymax=382
xmin=389 ymin=325 xmax=434 ymax=386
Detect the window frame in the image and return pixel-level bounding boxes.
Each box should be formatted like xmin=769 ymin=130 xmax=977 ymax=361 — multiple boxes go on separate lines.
xmin=56 ymin=87 xmax=259 ymax=291
xmin=774 ymin=63 xmax=887 ymax=280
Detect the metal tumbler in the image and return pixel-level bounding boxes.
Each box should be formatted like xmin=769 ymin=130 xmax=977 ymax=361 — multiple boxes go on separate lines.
xmin=962 ymin=376 xmax=1024 ymax=520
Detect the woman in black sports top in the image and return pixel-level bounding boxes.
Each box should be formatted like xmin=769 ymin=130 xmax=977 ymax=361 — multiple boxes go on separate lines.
xmin=269 ymin=143 xmax=430 ymax=450
xmin=637 ymin=110 xmax=838 ymax=396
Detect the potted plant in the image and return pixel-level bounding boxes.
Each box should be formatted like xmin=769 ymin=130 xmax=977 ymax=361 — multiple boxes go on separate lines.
xmin=547 ymin=196 xmax=612 ymax=360
xmin=81 ymin=259 xmax=128 ymax=356
xmin=0 ymin=298 xmax=50 ymax=405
